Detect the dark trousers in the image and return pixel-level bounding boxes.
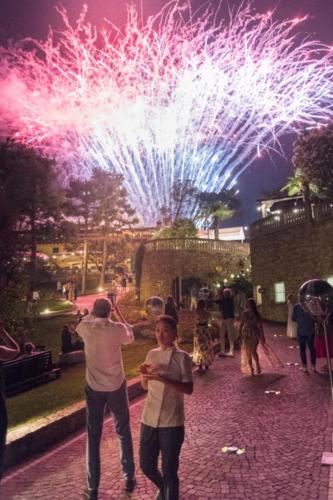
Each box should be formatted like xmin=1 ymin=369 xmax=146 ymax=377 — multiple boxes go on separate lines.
xmin=85 ymin=381 xmax=135 ymax=491
xmin=139 ymin=423 xmax=184 ymax=500
xmin=298 ymin=335 xmax=316 ymax=367
xmin=0 ymin=390 xmax=7 ymax=481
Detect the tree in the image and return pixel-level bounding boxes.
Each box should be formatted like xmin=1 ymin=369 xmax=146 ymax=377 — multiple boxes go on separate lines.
xmin=292 ymin=124 xmax=333 ymax=220
xmin=159 ymin=180 xmax=198 ymax=225
xmin=155 ymin=218 xmax=197 ymax=239
xmin=281 ymin=168 xmax=319 ymax=221
xmin=172 ymin=180 xmax=198 ymax=222
xmin=0 ymin=141 xmax=63 ymax=300
xmin=197 ymin=188 xmax=241 ymax=240
xmin=66 ymin=169 xmax=138 ymax=291
xmin=65 ymin=177 xmax=97 ymax=294
xmin=89 ymin=170 xmax=138 ymax=288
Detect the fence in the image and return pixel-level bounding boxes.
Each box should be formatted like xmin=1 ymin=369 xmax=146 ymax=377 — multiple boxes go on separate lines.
xmin=143 ymin=238 xmax=249 ymax=256
xmin=250 ymin=201 xmax=333 ymax=239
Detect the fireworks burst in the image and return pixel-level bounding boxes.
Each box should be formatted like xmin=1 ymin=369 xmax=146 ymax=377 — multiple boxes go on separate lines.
xmin=0 ymin=2 xmax=333 ymax=224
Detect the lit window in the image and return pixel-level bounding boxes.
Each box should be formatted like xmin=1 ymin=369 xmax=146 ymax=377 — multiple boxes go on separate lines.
xmin=255 ymin=285 xmax=262 ymax=306
xmin=274 ymin=282 xmax=286 ymax=303
xmin=327 ymin=276 xmax=333 ymax=287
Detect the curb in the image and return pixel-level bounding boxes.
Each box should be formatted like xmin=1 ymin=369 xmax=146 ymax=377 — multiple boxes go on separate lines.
xmin=4 ymin=376 xmax=145 ymax=471
xmin=5 ymin=344 xmax=221 ymax=471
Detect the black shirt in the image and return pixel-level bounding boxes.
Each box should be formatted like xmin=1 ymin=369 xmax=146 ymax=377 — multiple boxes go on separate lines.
xmin=215 ymin=297 xmax=235 ymax=319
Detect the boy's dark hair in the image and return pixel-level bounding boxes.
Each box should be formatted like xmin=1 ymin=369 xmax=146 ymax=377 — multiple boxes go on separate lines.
xmin=156 ymin=314 xmax=177 ymax=333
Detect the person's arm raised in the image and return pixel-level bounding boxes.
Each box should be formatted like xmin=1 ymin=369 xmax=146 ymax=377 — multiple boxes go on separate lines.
xmin=0 ymin=321 xmax=20 ymax=362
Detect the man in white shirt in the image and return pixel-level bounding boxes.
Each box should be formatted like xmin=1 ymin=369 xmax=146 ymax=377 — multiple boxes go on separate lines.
xmin=76 ymin=298 xmax=135 ymax=500
xmin=139 ymin=315 xmax=193 ymax=500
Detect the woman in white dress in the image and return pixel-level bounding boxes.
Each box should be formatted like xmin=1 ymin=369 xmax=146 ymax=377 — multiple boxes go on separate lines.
xmin=286 ymin=294 xmax=297 ymax=338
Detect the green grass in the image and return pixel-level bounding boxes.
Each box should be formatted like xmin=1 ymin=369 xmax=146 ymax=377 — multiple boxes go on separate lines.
xmin=7 ymin=338 xmax=158 ymax=430
xmin=37 ymin=299 xmax=74 ymax=314
xmin=7 ymin=311 xmax=194 ymax=431
xmin=28 ymin=315 xmax=74 ymax=362
xmin=7 ymin=338 xmax=193 ymax=430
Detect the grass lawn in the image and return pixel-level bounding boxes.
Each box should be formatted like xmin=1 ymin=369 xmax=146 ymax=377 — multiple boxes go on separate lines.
xmin=37 ymin=298 xmax=74 ymax=314
xmin=7 ymin=338 xmax=158 ymax=430
xmin=7 ymin=313 xmax=193 ymax=430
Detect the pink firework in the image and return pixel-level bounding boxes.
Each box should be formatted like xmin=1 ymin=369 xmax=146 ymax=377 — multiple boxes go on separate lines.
xmin=0 ymin=2 xmax=333 ymax=223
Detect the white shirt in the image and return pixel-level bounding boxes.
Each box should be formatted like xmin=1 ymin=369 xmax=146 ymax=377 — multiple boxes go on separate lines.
xmin=141 ymin=346 xmax=193 ymax=428
xmin=76 ymin=315 xmax=134 ymax=392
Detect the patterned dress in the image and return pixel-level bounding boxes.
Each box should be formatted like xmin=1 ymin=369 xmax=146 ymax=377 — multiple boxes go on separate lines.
xmin=241 ymin=311 xmax=261 ymax=355
xmin=193 ymin=316 xmax=214 ymax=367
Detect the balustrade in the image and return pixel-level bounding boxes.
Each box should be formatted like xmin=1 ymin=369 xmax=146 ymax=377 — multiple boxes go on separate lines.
xmin=250 ymin=201 xmax=333 ymax=239
xmin=144 ymin=238 xmax=248 ymax=256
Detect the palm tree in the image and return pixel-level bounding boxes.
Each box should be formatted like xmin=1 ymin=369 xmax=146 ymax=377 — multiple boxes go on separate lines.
xmin=197 ymin=188 xmax=241 ymax=240
xmin=281 ymin=168 xmax=319 ymax=222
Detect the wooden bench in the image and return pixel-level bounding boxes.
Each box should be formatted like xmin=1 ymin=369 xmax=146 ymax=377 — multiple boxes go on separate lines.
xmin=3 ymin=350 xmax=61 ymax=397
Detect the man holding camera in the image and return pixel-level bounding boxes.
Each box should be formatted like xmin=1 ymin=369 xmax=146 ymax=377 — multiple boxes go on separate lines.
xmin=76 ymin=298 xmax=136 ymax=500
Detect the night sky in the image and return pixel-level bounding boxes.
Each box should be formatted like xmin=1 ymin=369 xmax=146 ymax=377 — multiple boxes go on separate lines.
xmin=0 ymin=0 xmax=332 ymax=225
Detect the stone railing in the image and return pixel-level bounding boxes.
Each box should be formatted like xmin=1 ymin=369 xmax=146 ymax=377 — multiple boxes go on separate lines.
xmin=143 ymin=238 xmax=249 ymax=256
xmin=250 ymin=201 xmax=333 ymax=239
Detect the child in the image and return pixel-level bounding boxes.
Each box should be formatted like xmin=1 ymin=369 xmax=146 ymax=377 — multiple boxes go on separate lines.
xmin=139 ymin=315 xmax=193 ymax=500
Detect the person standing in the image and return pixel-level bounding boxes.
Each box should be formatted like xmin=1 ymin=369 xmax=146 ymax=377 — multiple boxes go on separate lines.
xmin=193 ymin=299 xmax=214 ymax=372
xmin=73 ymin=281 xmax=78 ymax=301
xmin=239 ymin=299 xmax=265 ymax=376
xmin=292 ymin=302 xmax=316 ymax=372
xmin=233 ymin=288 xmax=247 ymax=320
xmin=286 ymin=294 xmax=297 ymax=338
xmin=189 ymin=284 xmax=199 ymax=311
xmin=56 ymin=280 xmax=62 ymax=297
xmin=164 ymin=296 xmax=179 ymax=325
xmin=76 ymin=299 xmax=136 ymax=499
xmin=215 ymin=288 xmax=236 ymax=357
xmin=0 ymin=321 xmax=20 ymax=482
xmin=139 ymin=315 xmax=193 ymax=500
xmin=68 ymin=281 xmax=75 ymax=302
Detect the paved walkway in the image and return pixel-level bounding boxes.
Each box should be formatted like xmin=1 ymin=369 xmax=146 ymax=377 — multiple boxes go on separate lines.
xmin=2 ymin=323 xmax=333 ymax=500
xmin=75 ymin=286 xmax=132 ymax=313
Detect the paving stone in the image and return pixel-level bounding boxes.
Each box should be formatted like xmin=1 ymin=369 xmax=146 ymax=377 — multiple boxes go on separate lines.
xmin=1 ymin=323 xmax=333 ymax=499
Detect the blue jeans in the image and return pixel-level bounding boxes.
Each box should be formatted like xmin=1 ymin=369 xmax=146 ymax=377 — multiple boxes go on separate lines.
xmin=85 ymin=381 xmax=135 ymax=490
xmin=139 ymin=424 xmax=185 ymax=500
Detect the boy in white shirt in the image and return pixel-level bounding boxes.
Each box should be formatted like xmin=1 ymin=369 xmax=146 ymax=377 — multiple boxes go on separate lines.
xmin=139 ymin=315 xmax=193 ymax=500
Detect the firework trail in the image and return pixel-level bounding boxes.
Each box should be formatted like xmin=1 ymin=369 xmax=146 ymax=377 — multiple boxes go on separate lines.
xmin=0 ymin=2 xmax=333 ymax=223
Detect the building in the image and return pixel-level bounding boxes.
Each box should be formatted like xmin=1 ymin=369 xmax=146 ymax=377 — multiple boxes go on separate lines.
xmin=250 ymin=199 xmax=333 ymax=321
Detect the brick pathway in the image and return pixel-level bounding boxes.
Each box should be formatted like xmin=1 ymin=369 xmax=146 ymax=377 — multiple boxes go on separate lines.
xmin=2 ymin=323 xmax=333 ymax=500
xmin=75 ymin=286 xmax=132 ymax=313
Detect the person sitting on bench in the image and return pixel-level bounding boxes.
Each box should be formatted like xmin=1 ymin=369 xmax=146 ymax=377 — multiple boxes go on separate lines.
xmin=61 ymin=324 xmax=84 ymax=354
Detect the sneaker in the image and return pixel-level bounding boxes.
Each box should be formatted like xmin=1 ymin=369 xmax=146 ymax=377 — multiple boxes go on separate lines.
xmin=226 ymin=351 xmax=234 ymax=357
xmin=125 ymin=478 xmax=136 ymax=492
xmin=300 ymin=366 xmax=308 ymax=373
xmin=83 ymin=489 xmax=98 ymax=500
xmin=311 ymin=365 xmax=317 ymax=372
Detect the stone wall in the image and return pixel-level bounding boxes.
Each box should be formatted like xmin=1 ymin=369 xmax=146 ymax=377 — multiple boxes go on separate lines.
xmin=139 ymin=239 xmax=250 ymax=301
xmin=250 ymin=218 xmax=333 ymax=322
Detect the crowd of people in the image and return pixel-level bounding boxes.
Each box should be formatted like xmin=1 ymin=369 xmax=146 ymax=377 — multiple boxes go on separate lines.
xmin=1 ymin=281 xmax=332 ymax=499
xmin=56 ymin=280 xmax=78 ymax=302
